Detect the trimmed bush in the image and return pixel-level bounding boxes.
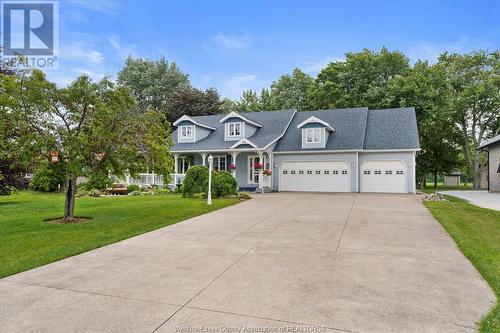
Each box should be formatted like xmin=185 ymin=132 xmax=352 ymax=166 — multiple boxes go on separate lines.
xmin=30 ymin=162 xmax=66 ymax=192
xmin=127 ymin=184 xmax=141 ymax=193
xmin=212 ymin=171 xmax=237 ymax=197
xmin=182 ymin=165 xmax=209 ymax=197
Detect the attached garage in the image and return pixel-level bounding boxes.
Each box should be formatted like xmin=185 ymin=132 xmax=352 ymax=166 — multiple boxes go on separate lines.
xmin=360 ymin=160 xmax=407 ymax=193
xmin=279 ymin=161 xmax=350 ymax=192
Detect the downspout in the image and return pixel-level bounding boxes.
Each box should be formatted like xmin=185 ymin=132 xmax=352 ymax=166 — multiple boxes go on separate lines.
xmin=413 ymin=150 xmax=416 ymax=194
xmin=356 ymin=152 xmax=359 ymax=192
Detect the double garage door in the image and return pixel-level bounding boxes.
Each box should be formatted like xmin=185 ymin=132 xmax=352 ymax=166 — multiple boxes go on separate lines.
xmin=279 ymin=160 xmax=407 ymax=193
xmin=280 ymin=161 xmax=350 ymax=192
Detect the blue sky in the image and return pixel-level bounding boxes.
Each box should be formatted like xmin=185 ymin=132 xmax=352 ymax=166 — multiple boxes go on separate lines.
xmin=49 ymin=0 xmax=500 ymax=99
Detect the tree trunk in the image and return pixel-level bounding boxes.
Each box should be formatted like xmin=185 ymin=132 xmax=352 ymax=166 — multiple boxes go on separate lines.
xmin=434 ymin=172 xmax=438 ymax=188
xmin=472 ymin=150 xmax=481 ymax=190
xmin=64 ymin=177 xmax=77 ymax=222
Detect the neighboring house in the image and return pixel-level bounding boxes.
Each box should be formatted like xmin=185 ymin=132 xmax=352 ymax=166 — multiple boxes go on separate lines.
xmin=170 ymin=107 xmax=420 ymax=194
xmin=478 ymin=134 xmax=500 ymax=192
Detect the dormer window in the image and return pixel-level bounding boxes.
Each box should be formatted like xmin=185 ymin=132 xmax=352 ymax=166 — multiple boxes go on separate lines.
xmin=228 ymin=122 xmax=242 ymax=137
xmin=179 ymin=125 xmax=193 ymax=140
xmin=306 ymin=128 xmax=321 ymax=144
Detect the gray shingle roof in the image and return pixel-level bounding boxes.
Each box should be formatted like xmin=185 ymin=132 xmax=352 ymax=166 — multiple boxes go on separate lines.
xmin=478 ymin=134 xmax=500 ymax=150
xmin=363 ymin=107 xmax=420 ymax=150
xmin=171 ymin=107 xmax=420 ymax=152
xmin=171 ymin=109 xmax=296 ymax=151
xmin=273 ymin=108 xmax=369 ymax=151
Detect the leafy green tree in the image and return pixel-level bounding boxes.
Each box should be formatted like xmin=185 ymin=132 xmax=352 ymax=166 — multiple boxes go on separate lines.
xmin=388 ymin=61 xmax=462 ymax=187
xmin=10 ymin=70 xmax=172 ymax=221
xmin=439 ymin=51 xmax=500 ymax=188
xmin=310 ymin=47 xmax=410 ymax=109
xmin=117 ymin=56 xmax=189 ymax=116
xmin=268 ymin=68 xmax=314 ymax=110
xmin=165 ymin=85 xmax=221 ymax=123
xmin=236 ymin=90 xmax=262 ymax=112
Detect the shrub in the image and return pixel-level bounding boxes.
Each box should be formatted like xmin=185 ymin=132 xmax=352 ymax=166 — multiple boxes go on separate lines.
xmin=76 ymin=189 xmax=90 ymax=197
xmin=212 ymin=171 xmax=237 ymax=197
xmin=182 ymin=166 xmax=208 ymax=197
xmin=237 ymin=192 xmax=252 ymax=200
xmin=30 ymin=162 xmax=66 ymax=192
xmin=154 ymin=189 xmax=171 ymax=195
xmin=0 ymin=174 xmax=11 ymax=195
xmin=127 ymin=184 xmax=141 ymax=193
xmin=79 ymin=173 xmax=111 ymax=190
xmin=128 ymin=190 xmax=141 ymax=196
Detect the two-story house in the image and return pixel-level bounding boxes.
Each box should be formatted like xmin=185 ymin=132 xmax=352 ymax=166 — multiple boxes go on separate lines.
xmin=170 ymin=107 xmax=420 ymax=194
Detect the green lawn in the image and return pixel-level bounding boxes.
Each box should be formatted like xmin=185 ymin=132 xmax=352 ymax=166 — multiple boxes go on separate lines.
xmin=419 ymin=184 xmax=474 ymax=194
xmin=424 ymin=195 xmax=500 ymax=332
xmin=0 ymin=191 xmax=239 ymax=278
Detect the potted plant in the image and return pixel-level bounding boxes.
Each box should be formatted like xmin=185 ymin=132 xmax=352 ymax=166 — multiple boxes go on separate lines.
xmin=253 ymin=162 xmax=263 ymax=171
xmin=263 ymin=169 xmax=272 ymax=176
xmin=229 ymin=162 xmax=236 ymax=170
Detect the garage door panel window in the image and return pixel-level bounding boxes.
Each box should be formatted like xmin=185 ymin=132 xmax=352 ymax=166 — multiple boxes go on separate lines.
xmin=397 ymin=170 xmax=404 ymax=175
xmin=385 ymin=170 xmax=392 ymax=175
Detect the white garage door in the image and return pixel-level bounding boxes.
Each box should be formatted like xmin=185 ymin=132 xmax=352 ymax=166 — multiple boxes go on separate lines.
xmin=360 ymin=160 xmax=407 ymax=193
xmin=280 ymin=161 xmax=350 ymax=192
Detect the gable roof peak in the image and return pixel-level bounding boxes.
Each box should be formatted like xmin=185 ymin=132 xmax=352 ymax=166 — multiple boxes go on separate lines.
xmin=297 ymin=116 xmax=334 ymax=131
xmin=172 ymin=115 xmax=216 ymax=130
xmin=219 ymin=111 xmax=263 ymax=128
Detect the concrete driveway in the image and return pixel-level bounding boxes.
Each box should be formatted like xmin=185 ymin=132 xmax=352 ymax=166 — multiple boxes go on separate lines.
xmin=0 ymin=193 xmax=494 ymax=333
xmin=438 ymin=190 xmax=500 ymax=211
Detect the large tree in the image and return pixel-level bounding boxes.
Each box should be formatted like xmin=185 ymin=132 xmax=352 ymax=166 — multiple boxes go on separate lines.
xmin=310 ymin=47 xmax=410 ymax=109
xmin=439 ymin=51 xmax=500 ymax=188
xmin=9 ymin=70 xmax=172 ymax=220
xmin=117 ymin=56 xmax=189 ymax=116
xmin=267 ymin=68 xmax=314 ymax=110
xmin=164 ymin=85 xmax=221 ymax=123
xmin=387 ymin=60 xmax=462 ymax=187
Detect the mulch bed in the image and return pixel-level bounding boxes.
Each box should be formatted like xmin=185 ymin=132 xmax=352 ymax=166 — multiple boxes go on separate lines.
xmin=43 ymin=216 xmax=93 ymax=224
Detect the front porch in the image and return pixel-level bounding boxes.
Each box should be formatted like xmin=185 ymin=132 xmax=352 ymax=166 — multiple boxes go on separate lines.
xmin=171 ymin=150 xmax=273 ymax=192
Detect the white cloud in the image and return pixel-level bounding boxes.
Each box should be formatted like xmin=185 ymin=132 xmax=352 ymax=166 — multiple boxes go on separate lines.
xmin=61 ymin=42 xmax=104 ymax=64
xmin=109 ymin=36 xmax=137 ymax=60
xmin=210 ymin=33 xmax=251 ymax=49
xmin=66 ymin=0 xmax=121 ymax=16
xmin=406 ymin=35 xmax=493 ymax=64
xmin=223 ymin=73 xmax=268 ymax=99
xmin=299 ymin=56 xmax=344 ymax=74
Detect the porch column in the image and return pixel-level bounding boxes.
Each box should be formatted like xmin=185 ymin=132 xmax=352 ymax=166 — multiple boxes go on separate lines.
xmin=173 ymin=154 xmax=179 ymax=184
xmin=201 ymin=153 xmax=207 ymax=166
xmin=231 ymin=151 xmax=239 ymax=178
xmin=257 ymin=150 xmax=263 ymax=194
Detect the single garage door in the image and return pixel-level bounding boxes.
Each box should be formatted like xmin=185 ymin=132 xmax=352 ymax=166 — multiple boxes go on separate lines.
xmin=360 ymin=160 xmax=407 ymax=193
xmin=280 ymin=161 xmax=350 ymax=192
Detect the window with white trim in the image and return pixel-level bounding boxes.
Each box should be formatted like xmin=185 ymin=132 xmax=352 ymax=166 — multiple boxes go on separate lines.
xmin=213 ymin=156 xmax=227 ymax=171
xmin=305 ymin=128 xmax=321 ymax=143
xmin=227 ymin=122 xmax=242 ymax=137
xmin=179 ymin=125 xmax=194 ymax=140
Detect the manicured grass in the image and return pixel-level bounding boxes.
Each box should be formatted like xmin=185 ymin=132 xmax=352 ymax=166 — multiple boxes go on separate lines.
xmin=424 ymin=195 xmax=500 ymax=332
xmin=419 ymin=184 xmax=474 ymax=194
xmin=0 ymin=191 xmax=239 ymax=278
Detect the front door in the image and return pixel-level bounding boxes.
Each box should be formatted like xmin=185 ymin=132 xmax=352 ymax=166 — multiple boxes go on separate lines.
xmin=248 ymin=155 xmax=270 ymax=186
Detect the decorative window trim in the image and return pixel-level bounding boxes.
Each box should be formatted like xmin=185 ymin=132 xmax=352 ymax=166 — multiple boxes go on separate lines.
xmin=226 ymin=122 xmax=243 ymax=138
xmin=305 ymin=128 xmax=322 ymax=143
xmin=179 ymin=125 xmax=194 ymax=141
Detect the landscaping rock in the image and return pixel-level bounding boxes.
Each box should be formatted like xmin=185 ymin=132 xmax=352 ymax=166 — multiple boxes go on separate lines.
xmin=424 ymin=193 xmax=448 ymax=202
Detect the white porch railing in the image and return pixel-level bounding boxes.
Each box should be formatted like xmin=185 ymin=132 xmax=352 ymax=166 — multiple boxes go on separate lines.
xmin=125 ymin=173 xmax=164 ymax=187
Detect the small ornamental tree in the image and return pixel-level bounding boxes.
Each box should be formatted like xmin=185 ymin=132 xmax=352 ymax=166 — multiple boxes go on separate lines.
xmin=10 ymin=70 xmax=172 ymax=221
xmin=182 ymin=166 xmax=208 ymax=197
